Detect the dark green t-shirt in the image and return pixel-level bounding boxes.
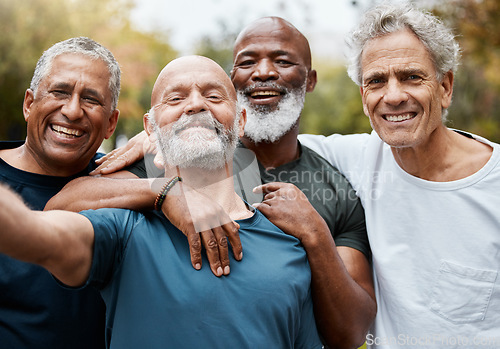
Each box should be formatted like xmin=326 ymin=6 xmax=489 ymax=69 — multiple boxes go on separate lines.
xmin=126 ymin=142 xmax=370 ymax=259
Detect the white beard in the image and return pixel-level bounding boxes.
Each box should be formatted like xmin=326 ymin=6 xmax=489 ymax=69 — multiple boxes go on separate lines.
xmin=151 ymin=110 xmax=239 ymax=170
xmin=238 ymin=82 xmax=306 ymax=144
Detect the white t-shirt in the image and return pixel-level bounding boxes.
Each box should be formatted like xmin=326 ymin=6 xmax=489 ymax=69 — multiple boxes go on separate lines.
xmin=299 ymin=130 xmax=500 ymax=348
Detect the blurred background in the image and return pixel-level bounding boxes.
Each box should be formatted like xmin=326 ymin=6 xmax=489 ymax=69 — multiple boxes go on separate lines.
xmin=1 ymin=0 xmax=499 ymax=152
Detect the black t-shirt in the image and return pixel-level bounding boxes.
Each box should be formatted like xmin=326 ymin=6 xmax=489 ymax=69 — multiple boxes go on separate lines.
xmin=126 ymin=142 xmax=371 ymax=259
xmin=0 ymin=140 xmax=106 ymax=349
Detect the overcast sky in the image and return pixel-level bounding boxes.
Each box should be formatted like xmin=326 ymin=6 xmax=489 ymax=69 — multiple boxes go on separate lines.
xmin=129 ymin=0 xmax=367 ymax=59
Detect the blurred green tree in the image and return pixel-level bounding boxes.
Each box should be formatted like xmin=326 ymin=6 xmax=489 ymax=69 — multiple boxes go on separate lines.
xmin=432 ymin=0 xmax=500 ymax=142
xmin=0 ymin=0 xmax=177 ymax=148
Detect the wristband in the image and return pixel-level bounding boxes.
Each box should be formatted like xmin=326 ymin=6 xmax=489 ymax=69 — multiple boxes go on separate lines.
xmin=154 ymin=176 xmax=182 ymax=211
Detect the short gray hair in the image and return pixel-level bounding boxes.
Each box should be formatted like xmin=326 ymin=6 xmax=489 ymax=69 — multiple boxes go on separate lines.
xmin=346 ymin=2 xmax=461 ymax=86
xmin=30 ymin=37 xmax=121 ymax=110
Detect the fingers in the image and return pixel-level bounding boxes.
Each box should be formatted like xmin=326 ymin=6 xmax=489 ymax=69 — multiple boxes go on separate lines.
xmin=186 ymin=222 xmax=242 ymax=278
xmin=92 ymin=131 xmax=152 ymax=175
xmin=223 ymin=221 xmax=243 ymax=261
xmin=91 ymin=154 xmax=130 ymax=175
xmin=253 ymin=182 xmax=289 ymax=195
xmin=186 ymin=230 xmax=203 ymax=271
xmin=200 ymin=228 xmax=225 ymax=277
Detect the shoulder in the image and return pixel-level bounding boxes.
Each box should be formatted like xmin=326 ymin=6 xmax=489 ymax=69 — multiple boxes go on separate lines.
xmin=79 ymin=208 xmax=147 ymax=233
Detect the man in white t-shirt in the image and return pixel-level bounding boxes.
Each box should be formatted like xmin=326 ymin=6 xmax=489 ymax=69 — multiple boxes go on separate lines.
xmin=291 ymin=2 xmax=500 ymax=348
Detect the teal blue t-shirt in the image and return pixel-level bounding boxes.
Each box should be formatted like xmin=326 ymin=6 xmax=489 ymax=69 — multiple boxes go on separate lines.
xmin=81 ymin=208 xmax=322 ymax=349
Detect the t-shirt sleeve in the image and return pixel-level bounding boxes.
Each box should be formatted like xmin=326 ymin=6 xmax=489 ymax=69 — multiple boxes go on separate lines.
xmin=79 ymin=208 xmax=140 ymax=290
xmin=124 ymin=154 xmax=164 ymax=179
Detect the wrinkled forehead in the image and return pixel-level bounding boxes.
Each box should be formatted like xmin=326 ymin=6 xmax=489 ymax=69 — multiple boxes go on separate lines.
xmin=152 ymin=57 xmax=236 ymax=104
xmin=234 ymin=18 xmax=311 ymax=67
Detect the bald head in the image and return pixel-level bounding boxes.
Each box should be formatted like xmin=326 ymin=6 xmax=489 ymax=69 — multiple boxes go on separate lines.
xmin=152 ymin=55 xmax=237 ymax=107
xmin=233 ymin=16 xmax=312 ymax=70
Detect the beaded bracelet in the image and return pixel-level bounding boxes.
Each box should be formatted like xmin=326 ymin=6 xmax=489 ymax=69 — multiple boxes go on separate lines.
xmin=154 ymin=176 xmax=182 ymax=211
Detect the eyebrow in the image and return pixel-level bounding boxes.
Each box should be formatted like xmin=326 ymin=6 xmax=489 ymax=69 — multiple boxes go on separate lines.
xmin=162 ymin=81 xmax=230 ymax=97
xmin=51 ymin=82 xmax=104 ymax=100
xmin=237 ymin=49 xmax=291 ymax=58
xmin=364 ymin=67 xmax=427 ymax=82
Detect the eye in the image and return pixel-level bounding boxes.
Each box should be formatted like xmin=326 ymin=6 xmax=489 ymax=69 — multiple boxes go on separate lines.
xmin=275 ymin=59 xmax=294 ymax=67
xmin=365 ymin=78 xmax=384 ymax=87
xmin=165 ymin=95 xmax=184 ymax=105
xmin=407 ymin=74 xmax=422 ymax=81
xmin=83 ymin=96 xmax=101 ymax=105
xmin=51 ymin=90 xmax=69 ymax=97
xmin=206 ymin=94 xmax=223 ymax=102
xmin=235 ymin=59 xmax=255 ymax=68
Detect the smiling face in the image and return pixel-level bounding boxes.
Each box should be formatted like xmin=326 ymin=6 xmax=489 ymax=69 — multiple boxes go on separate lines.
xmin=230 ymin=17 xmax=316 ymax=143
xmin=23 ymin=53 xmax=118 ymax=175
xmin=145 ymin=56 xmax=245 ymax=170
xmin=360 ymin=29 xmax=453 ymax=149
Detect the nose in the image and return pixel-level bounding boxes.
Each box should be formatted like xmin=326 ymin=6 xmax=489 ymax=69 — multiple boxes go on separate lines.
xmin=251 ymin=59 xmax=278 ymax=82
xmin=60 ymin=94 xmax=84 ymax=120
xmin=383 ymin=79 xmax=409 ymax=105
xmin=184 ymin=92 xmax=207 ymax=115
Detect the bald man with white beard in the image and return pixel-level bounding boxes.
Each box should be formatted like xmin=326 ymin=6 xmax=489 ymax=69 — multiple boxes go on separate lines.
xmin=0 ymin=56 xmax=323 ymax=348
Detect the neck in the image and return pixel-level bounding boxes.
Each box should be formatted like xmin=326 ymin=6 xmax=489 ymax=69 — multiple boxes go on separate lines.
xmin=165 ymin=163 xmax=250 ymax=220
xmin=391 ymin=127 xmax=493 ymax=181
xmin=0 ymin=143 xmax=86 ymax=177
xmin=241 ymin=126 xmax=300 ymax=169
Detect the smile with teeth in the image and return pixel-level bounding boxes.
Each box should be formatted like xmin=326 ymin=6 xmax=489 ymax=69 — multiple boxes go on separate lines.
xmin=384 ymin=113 xmax=415 ymax=122
xmin=51 ymin=124 xmax=83 ymax=137
xmin=250 ymin=90 xmax=281 ymax=98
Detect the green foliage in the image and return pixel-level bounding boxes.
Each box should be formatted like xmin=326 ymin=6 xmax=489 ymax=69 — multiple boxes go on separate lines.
xmin=432 ymin=0 xmax=500 ymax=142
xmin=0 ymin=0 xmax=177 ymax=145
xmin=301 ymin=60 xmax=371 ymax=136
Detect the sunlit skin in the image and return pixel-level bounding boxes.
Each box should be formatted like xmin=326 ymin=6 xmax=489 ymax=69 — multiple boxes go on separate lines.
xmin=16 ymin=53 xmax=119 ymax=176
xmin=230 ymin=17 xmax=317 ymax=169
xmin=231 ymin=17 xmax=317 ymax=113
xmin=147 ymin=56 xmax=243 ymax=137
xmin=361 ymin=29 xmax=453 ymax=151
xmin=360 ymin=28 xmax=492 ymax=180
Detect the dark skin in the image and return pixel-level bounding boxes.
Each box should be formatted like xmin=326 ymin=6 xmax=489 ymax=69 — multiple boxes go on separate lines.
xmin=231 ymin=17 xmax=317 ymax=169
xmin=230 ymin=17 xmax=376 ymax=348
xmin=46 ymin=17 xmax=376 ymax=348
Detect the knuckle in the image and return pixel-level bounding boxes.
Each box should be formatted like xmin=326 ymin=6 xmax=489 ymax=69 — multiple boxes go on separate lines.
xmin=190 ymin=238 xmax=202 ymax=251
xmin=218 ymin=236 xmax=228 ymax=248
xmin=206 ymin=238 xmax=218 ymax=249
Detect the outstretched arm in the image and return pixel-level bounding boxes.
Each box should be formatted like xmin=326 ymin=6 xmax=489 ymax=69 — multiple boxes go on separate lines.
xmin=45 ymin=175 xmax=242 ymax=278
xmin=254 ymin=182 xmax=376 ymax=349
xmin=0 ymin=184 xmax=94 ymax=287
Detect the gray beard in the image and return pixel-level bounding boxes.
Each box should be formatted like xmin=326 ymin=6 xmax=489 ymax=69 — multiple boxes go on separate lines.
xmin=238 ymin=82 xmax=306 ymax=144
xmin=151 ymin=110 xmax=239 ymax=170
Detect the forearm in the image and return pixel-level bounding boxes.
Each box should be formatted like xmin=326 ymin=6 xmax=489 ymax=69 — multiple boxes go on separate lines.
xmin=45 ymin=175 xmax=158 ymax=212
xmin=0 ymin=184 xmax=93 ymax=286
xmin=303 ymin=230 xmax=376 ymax=348
xmin=0 ymin=184 xmax=42 ymax=262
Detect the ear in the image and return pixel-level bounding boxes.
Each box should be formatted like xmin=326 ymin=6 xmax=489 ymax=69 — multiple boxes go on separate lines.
xmin=440 ymin=71 xmax=454 ymax=109
xmin=306 ymin=69 xmax=317 ymax=93
xmin=23 ymin=89 xmax=34 ymax=122
xmin=104 ymin=109 xmax=120 ymax=139
xmin=143 ymin=112 xmax=153 ymax=137
xmin=238 ymin=108 xmax=247 ymax=138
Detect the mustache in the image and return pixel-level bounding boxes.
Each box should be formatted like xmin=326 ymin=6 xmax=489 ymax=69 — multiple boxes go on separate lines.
xmin=240 ymin=82 xmax=288 ymax=95
xmin=172 ymin=111 xmax=221 ymax=135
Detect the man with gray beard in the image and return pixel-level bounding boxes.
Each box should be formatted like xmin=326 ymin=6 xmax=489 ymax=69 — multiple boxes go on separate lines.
xmin=227 ymin=17 xmax=375 ymax=348
xmin=0 ymin=56 xmax=324 ymax=348
xmin=45 ymin=17 xmax=376 ymax=348
xmin=149 ymin=109 xmax=239 ymax=170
